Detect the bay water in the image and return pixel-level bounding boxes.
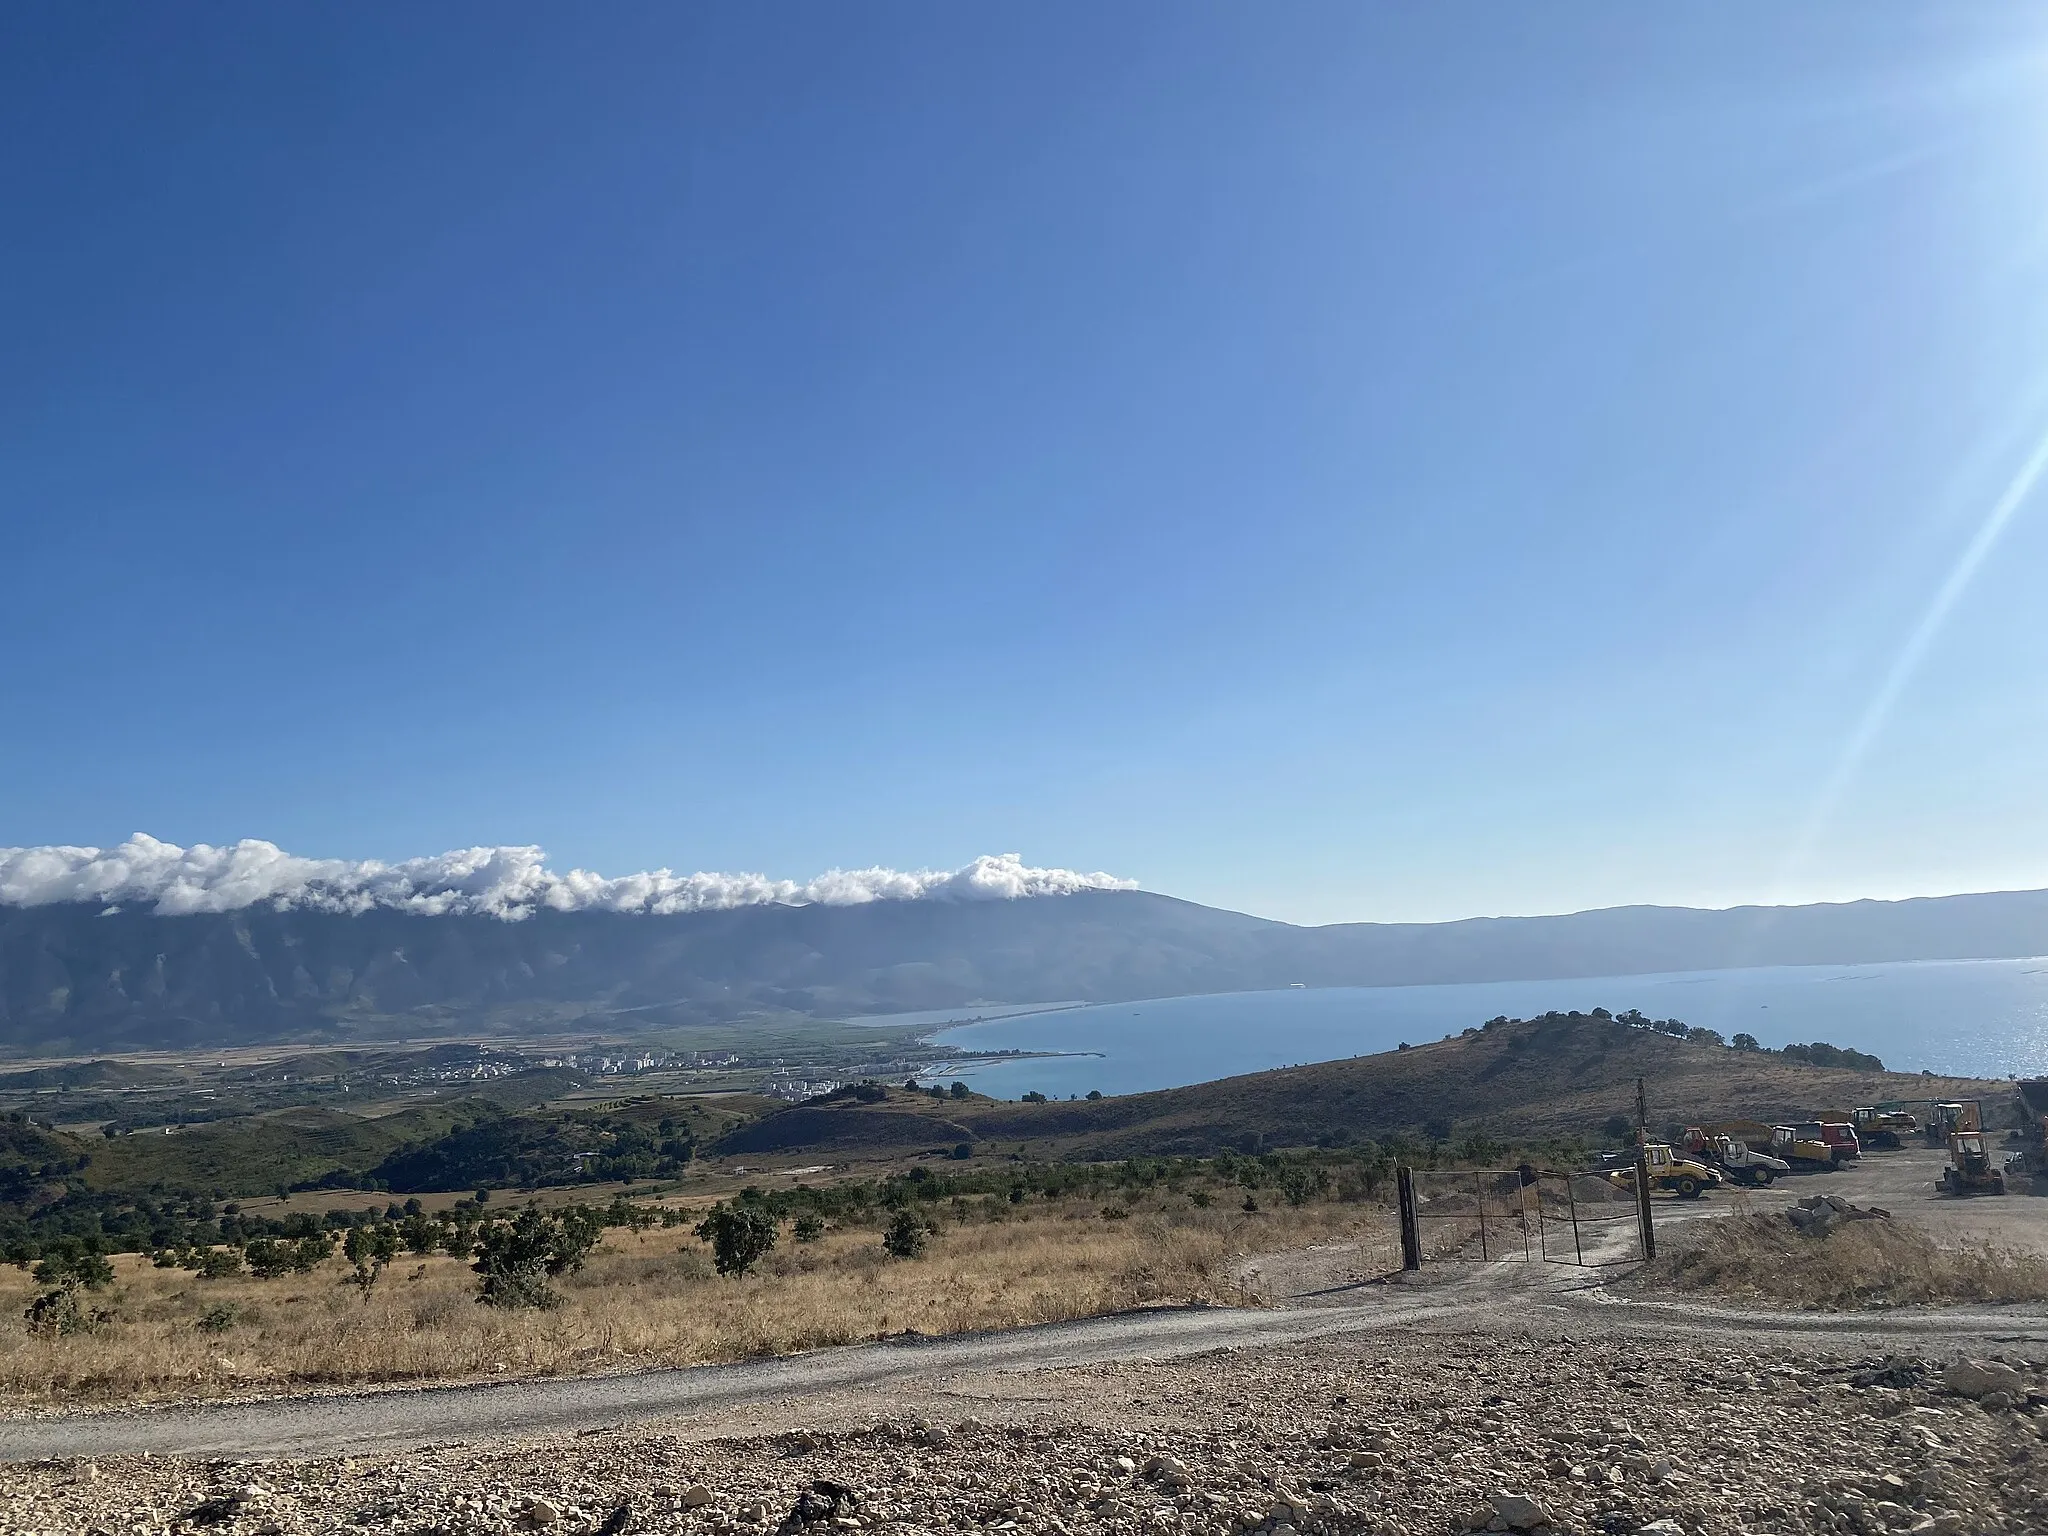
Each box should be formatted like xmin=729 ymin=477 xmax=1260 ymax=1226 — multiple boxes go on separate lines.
xmin=911 ymin=957 xmax=2048 ymax=1099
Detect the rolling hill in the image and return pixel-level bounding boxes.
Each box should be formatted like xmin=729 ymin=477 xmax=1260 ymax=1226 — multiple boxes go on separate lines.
xmin=722 ymin=1015 xmax=2009 ymax=1160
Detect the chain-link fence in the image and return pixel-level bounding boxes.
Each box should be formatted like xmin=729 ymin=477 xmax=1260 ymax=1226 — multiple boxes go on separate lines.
xmin=1397 ymin=1166 xmax=1646 ymax=1268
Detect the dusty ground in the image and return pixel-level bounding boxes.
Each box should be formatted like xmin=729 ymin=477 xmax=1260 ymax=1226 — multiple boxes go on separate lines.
xmin=1656 ymin=1145 xmax=2048 ymax=1257
xmin=6 ymin=1317 xmax=2048 ymax=1536
xmin=14 ymin=1151 xmax=2048 ymax=1535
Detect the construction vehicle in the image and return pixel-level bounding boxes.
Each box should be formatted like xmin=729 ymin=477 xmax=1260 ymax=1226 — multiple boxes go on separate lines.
xmin=1940 ymin=1130 xmax=2007 ymax=1195
xmin=1770 ymin=1124 xmax=1841 ymax=1172
xmin=1607 ymin=1142 xmax=1724 ymax=1199
xmin=1818 ymin=1121 xmax=1861 ymax=1162
xmin=1851 ymin=1106 xmax=1919 ymax=1150
xmin=1698 ymin=1134 xmax=1789 ymax=1187
xmin=1688 ymin=1120 xmax=1777 ymax=1155
xmin=1924 ymin=1101 xmax=1981 ymax=1146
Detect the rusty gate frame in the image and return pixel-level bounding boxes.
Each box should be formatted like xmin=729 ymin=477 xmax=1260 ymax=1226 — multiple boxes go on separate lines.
xmin=1397 ymin=1165 xmax=1648 ymax=1269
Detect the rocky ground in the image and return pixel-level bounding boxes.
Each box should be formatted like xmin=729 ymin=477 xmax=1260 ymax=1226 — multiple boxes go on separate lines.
xmin=4 ymin=1323 xmax=2045 ymax=1536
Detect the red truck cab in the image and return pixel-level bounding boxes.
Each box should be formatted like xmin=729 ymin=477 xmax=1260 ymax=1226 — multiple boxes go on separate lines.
xmin=1818 ymin=1122 xmax=1860 ymax=1162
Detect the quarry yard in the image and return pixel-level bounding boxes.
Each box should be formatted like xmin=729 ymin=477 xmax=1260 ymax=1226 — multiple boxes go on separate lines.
xmin=1653 ymin=1145 xmax=2048 ymax=1259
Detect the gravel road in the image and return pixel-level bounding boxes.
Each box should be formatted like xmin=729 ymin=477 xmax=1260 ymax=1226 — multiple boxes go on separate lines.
xmin=9 ymin=1176 xmax=2048 ymax=1466
xmin=14 ymin=1152 xmax=2048 ymax=1536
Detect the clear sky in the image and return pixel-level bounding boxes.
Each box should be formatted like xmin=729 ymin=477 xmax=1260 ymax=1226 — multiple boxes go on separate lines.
xmin=6 ymin=5 xmax=2048 ymax=926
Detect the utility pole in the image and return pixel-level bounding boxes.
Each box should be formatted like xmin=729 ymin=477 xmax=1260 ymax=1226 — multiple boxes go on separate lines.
xmin=1633 ymin=1074 xmax=1656 ymax=1260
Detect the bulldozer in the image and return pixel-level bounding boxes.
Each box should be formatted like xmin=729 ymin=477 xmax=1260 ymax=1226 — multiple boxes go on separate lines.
xmin=1851 ymin=1105 xmax=1919 ymax=1150
xmin=1607 ymin=1142 xmax=1724 ymax=1199
xmin=1940 ymin=1130 xmax=2007 ymax=1196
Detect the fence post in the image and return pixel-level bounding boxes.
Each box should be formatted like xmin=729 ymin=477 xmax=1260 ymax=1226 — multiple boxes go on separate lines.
xmin=1397 ymin=1166 xmax=1420 ymax=1271
xmin=1474 ymin=1171 xmax=1489 ymax=1260
xmin=1565 ymin=1174 xmax=1584 ymax=1266
xmin=1634 ymin=1075 xmax=1657 ymax=1261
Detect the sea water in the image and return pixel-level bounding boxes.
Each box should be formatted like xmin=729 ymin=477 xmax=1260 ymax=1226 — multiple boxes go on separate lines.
xmin=906 ymin=957 xmax=2048 ymax=1099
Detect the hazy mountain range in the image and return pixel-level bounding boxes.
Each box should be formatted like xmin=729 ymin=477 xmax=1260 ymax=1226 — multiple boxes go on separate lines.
xmin=8 ymin=881 xmax=2048 ymax=1055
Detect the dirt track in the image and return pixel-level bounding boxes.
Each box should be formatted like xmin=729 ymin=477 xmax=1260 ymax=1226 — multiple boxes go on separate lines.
xmin=9 ymin=1161 xmax=2048 ymax=1466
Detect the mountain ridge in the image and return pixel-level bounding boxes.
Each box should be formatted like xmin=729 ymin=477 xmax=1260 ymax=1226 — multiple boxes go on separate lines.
xmin=5 ymin=883 xmax=2048 ymax=1054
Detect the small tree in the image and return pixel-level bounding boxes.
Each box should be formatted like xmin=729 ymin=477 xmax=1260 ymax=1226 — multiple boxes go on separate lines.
xmin=292 ymin=1233 xmax=334 ymax=1272
xmin=948 ymin=1082 xmax=971 ymax=1100
xmin=695 ymin=1204 xmax=778 ymax=1277
xmin=473 ymin=1207 xmax=603 ymax=1309
xmin=793 ymin=1213 xmax=825 ymax=1243
xmin=1731 ymin=1032 xmax=1761 ymax=1051
xmin=344 ymin=1224 xmax=402 ymax=1291
xmin=882 ymin=1209 xmax=929 ymax=1259
xmin=24 ymin=1285 xmax=112 ymax=1337
xmin=25 ymin=1242 xmax=117 ymax=1336
xmin=244 ymin=1238 xmax=295 ymax=1279
xmin=193 ymin=1246 xmax=243 ymax=1280
xmin=32 ymin=1246 xmax=115 ymax=1291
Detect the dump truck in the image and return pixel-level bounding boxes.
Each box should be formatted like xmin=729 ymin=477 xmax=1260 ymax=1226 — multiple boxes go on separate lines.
xmin=1851 ymin=1106 xmax=1919 ymax=1150
xmin=1770 ymin=1124 xmax=1841 ymax=1172
xmin=1940 ymin=1130 xmax=2006 ymax=1195
xmin=1689 ymin=1120 xmax=1777 ymax=1154
xmin=1819 ymin=1121 xmax=1861 ymax=1162
xmin=1607 ymin=1143 xmax=1724 ymax=1199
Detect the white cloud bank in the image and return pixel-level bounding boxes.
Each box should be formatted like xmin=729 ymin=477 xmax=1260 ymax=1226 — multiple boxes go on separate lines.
xmin=0 ymin=835 xmax=1138 ymax=920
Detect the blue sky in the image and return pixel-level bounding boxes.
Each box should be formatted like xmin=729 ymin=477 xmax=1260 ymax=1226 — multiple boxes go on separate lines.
xmin=6 ymin=5 xmax=2048 ymax=925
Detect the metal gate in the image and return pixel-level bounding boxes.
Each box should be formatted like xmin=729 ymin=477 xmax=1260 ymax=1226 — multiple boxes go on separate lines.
xmin=1397 ymin=1166 xmax=1646 ymax=1268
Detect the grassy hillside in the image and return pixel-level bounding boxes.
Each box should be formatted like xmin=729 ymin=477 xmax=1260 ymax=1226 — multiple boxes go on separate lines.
xmin=940 ymin=1014 xmax=2004 ymax=1157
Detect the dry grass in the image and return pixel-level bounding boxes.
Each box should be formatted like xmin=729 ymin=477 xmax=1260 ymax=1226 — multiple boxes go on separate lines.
xmin=0 ymin=1196 xmax=1389 ymax=1407
xmin=1644 ymin=1211 xmax=2048 ymax=1310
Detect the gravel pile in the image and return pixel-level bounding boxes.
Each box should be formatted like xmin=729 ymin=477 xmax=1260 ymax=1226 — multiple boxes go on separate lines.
xmin=4 ymin=1328 xmax=2044 ymax=1536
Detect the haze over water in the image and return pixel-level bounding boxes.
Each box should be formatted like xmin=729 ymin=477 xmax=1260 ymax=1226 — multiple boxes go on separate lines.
xmin=918 ymin=958 xmax=2048 ymax=1099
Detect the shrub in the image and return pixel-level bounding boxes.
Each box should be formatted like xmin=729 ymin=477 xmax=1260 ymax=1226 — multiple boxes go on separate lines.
xmin=243 ymin=1238 xmax=295 ymax=1279
xmin=344 ymin=1224 xmax=402 ymax=1291
xmin=197 ymin=1304 xmax=238 ymax=1334
xmin=193 ymin=1247 xmax=243 ymax=1280
xmin=882 ymin=1209 xmax=929 ymax=1259
xmin=32 ymin=1246 xmax=114 ymax=1291
xmin=695 ymin=1205 xmax=779 ymax=1278
xmin=793 ymin=1213 xmax=825 ymax=1243
xmin=473 ymin=1206 xmax=604 ymax=1309
xmin=293 ymin=1233 xmax=334 ymax=1272
xmin=24 ymin=1285 xmax=112 ymax=1337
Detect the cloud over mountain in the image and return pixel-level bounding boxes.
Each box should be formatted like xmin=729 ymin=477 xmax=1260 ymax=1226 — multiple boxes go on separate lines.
xmin=0 ymin=835 xmax=1137 ymax=920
